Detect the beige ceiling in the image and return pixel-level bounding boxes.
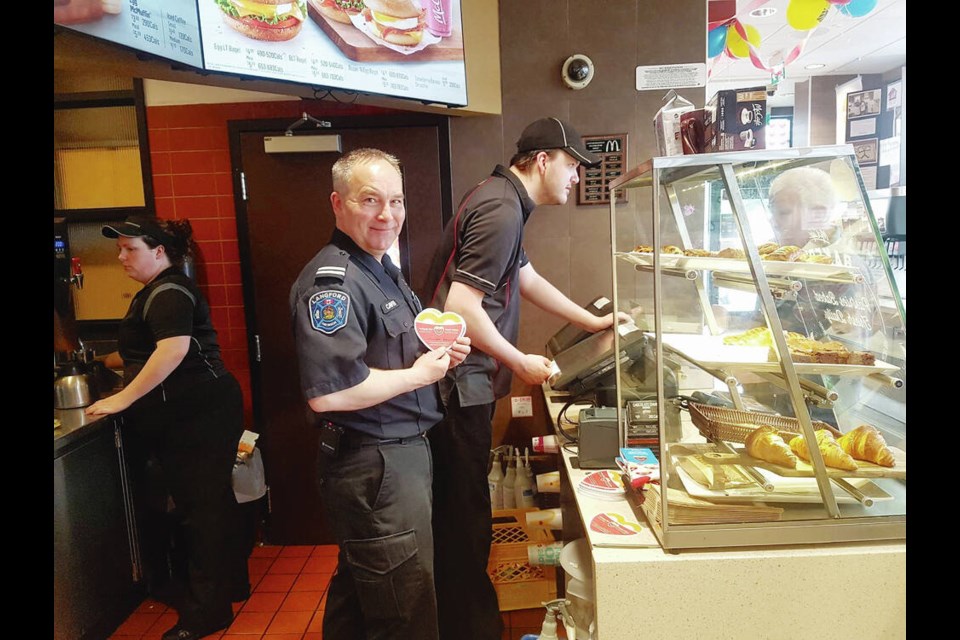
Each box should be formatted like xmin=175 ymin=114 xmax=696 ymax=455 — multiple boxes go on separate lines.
xmin=706 ymin=0 xmax=906 ymax=107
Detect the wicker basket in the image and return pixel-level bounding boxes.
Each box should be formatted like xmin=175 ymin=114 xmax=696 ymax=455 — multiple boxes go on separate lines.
xmin=487 ymin=508 xmax=557 ymax=611
xmin=688 ymin=402 xmax=842 ymax=444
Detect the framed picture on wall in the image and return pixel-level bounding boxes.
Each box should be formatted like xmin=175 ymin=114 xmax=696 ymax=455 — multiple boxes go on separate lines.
xmin=848 ymin=116 xmax=877 ymax=139
xmin=852 ymin=138 xmax=879 ymax=166
xmin=847 ymin=89 xmax=882 ymax=119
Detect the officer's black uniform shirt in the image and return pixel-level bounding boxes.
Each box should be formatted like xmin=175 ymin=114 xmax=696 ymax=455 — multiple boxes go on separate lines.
xmin=424 ymin=165 xmax=535 ymax=407
xmin=119 ymin=266 xmax=228 ymax=393
xmin=290 ymin=229 xmax=442 ymax=439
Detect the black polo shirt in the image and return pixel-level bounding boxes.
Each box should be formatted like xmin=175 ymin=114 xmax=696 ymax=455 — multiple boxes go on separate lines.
xmin=119 ymin=266 xmax=228 ymax=393
xmin=290 ymin=229 xmax=442 ymax=438
xmin=425 ymin=165 xmax=535 ymax=407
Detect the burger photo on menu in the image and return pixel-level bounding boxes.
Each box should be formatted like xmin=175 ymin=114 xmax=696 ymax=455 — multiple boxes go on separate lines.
xmin=359 ymin=0 xmax=425 ymax=46
xmin=215 ymin=0 xmax=308 ymax=41
xmin=313 ymin=0 xmax=365 ymax=24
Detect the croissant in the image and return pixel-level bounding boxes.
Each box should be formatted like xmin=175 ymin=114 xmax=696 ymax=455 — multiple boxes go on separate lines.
xmin=789 ymin=430 xmax=858 ymax=471
xmin=837 ymin=425 xmax=896 ymax=467
xmin=745 ymin=425 xmax=798 ymax=468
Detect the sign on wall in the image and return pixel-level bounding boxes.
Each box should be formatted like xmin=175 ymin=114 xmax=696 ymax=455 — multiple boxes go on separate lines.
xmin=578 ymin=134 xmax=628 ymax=206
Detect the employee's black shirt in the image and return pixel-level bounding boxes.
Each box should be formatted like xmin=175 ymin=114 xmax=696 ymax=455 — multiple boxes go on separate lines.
xmin=119 ymin=266 xmax=228 ymax=393
xmin=290 ymin=229 xmax=442 ymax=439
xmin=425 ymin=165 xmax=535 ymax=407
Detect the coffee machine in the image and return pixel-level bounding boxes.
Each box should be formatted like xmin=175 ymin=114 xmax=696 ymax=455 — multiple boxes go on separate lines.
xmin=54 ymin=217 xmax=82 ymax=355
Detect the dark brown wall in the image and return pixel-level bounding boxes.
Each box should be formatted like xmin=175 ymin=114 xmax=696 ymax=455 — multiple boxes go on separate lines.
xmin=448 ymin=0 xmax=707 ymax=446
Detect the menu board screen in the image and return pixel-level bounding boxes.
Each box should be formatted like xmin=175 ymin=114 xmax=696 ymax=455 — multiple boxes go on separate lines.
xmin=198 ymin=0 xmax=467 ymax=106
xmin=54 ymin=0 xmax=203 ymax=68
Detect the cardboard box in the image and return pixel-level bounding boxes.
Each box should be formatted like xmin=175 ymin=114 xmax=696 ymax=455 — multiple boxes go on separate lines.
xmin=704 ymin=87 xmax=767 ymax=152
xmin=653 ymin=91 xmax=696 ymax=157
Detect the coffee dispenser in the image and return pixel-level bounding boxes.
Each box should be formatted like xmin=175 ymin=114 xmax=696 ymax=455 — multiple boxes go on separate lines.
xmin=54 ymin=216 xmax=82 ymax=354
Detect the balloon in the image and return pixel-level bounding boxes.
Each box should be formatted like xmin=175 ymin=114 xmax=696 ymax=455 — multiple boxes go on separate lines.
xmin=725 ymin=24 xmax=761 ymax=59
xmin=828 ymin=0 xmax=852 ymax=5
xmin=839 ymin=0 xmax=878 ymax=18
xmin=707 ymin=26 xmax=727 ymax=59
xmin=786 ymin=0 xmax=830 ymax=31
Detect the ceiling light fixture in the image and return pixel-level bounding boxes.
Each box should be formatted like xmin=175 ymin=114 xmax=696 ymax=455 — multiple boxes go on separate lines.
xmin=805 ymin=63 xmax=826 ymax=70
xmin=749 ymin=7 xmax=777 ymax=17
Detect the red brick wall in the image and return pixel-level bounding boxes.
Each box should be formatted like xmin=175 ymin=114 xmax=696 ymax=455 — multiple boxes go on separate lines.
xmin=145 ymin=99 xmax=391 ymax=423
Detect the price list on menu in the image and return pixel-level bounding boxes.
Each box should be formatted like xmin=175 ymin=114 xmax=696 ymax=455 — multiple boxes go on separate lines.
xmin=578 ymin=134 xmax=629 ymax=205
xmin=55 ymin=0 xmax=203 ymax=68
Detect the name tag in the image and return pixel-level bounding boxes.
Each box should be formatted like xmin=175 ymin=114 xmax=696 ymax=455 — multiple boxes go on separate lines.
xmin=381 ymin=299 xmax=399 ymax=313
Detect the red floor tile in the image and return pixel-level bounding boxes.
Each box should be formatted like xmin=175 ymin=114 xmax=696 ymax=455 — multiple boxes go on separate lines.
xmin=255 ymin=573 xmax=298 ymax=593
xmin=268 ymin=556 xmax=308 ymax=574
xmin=303 ymin=633 xmax=323 ymax=640
xmin=311 ymin=544 xmax=339 ymax=557
xmin=250 ymin=545 xmax=282 ymax=558
xmin=279 ymin=545 xmax=315 ymax=558
xmin=265 ymin=610 xmax=312 ymax=635
xmin=114 ymin=612 xmax=162 ymax=635
xmin=280 ymin=591 xmax=323 ymax=612
xmin=226 ymin=610 xmax=275 ymax=635
xmin=291 ymin=573 xmax=330 ymax=592
xmin=248 ymin=556 xmax=276 ymax=575
xmin=307 ymin=610 xmax=325 ymax=632
xmin=135 ymin=598 xmax=169 ymax=614
xmin=241 ymin=591 xmax=286 ymax=613
xmin=302 ymin=555 xmax=338 ymax=573
xmin=143 ymin=611 xmax=179 ymax=638
xmin=261 ymin=634 xmax=303 ymax=640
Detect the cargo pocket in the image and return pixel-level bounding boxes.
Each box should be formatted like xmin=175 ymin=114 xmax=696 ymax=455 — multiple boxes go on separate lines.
xmin=344 ymin=529 xmax=422 ymax=620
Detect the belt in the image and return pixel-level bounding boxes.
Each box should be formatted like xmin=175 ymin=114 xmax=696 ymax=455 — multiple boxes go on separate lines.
xmin=340 ymin=429 xmax=428 ymax=450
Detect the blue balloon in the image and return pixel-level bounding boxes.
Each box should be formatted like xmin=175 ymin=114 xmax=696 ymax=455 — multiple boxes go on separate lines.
xmin=708 ymin=26 xmax=727 ymax=58
xmin=839 ymin=0 xmax=878 ymax=18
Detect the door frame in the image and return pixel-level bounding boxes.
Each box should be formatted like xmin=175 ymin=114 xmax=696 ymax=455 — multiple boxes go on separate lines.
xmin=226 ymin=112 xmax=454 ymax=432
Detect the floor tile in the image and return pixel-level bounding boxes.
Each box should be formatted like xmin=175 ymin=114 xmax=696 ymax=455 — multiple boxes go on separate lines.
xmin=302 ymin=556 xmax=338 ymax=574
xmin=310 ymin=544 xmax=339 ymax=557
xmin=143 ymin=611 xmax=179 ymax=637
xmin=242 ymin=591 xmax=286 ymax=613
xmin=262 ymin=634 xmax=304 ymax=640
xmin=268 ymin=556 xmax=308 ymax=575
xmin=114 ymin=612 xmax=162 ymax=635
xmin=280 ymin=590 xmax=323 ymax=612
xmin=291 ymin=572 xmax=330 ymax=592
xmin=255 ymin=573 xmax=297 ymax=593
xmin=303 ymin=634 xmax=323 ymax=640
xmin=226 ymin=610 xmax=275 ymax=635
xmin=135 ymin=598 xmax=169 ymax=614
xmin=265 ymin=610 xmax=313 ymax=635
xmin=248 ymin=557 xmax=276 ymax=575
xmin=250 ymin=545 xmax=282 ymax=558
xmin=279 ymin=545 xmax=315 ymax=558
xmin=306 ymin=610 xmax=325 ymax=632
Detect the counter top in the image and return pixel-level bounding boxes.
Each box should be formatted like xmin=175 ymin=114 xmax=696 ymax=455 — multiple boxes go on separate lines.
xmin=54 ymin=407 xmax=113 ymax=458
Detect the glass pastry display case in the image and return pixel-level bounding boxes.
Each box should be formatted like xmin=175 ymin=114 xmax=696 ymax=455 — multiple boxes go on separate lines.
xmin=606 ymin=146 xmax=906 ymax=550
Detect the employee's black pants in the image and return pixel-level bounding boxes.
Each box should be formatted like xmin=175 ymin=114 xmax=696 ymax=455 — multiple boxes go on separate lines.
xmin=126 ymin=374 xmax=246 ymax=631
xmin=429 ymin=389 xmax=502 ymax=640
xmin=317 ymin=433 xmax=438 ymax=640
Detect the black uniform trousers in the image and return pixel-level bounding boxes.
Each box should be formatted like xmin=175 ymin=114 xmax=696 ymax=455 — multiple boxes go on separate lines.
xmin=429 ymin=388 xmax=503 ymax=640
xmin=125 ymin=374 xmax=246 ymax=630
xmin=317 ymin=433 xmax=438 ymax=640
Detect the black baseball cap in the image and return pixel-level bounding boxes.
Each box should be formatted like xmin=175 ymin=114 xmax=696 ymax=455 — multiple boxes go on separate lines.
xmin=101 ymin=215 xmax=176 ymax=246
xmin=516 ymin=117 xmax=601 ymax=167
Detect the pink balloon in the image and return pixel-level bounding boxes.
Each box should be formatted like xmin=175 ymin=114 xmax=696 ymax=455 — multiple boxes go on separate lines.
xmin=828 ymin=0 xmax=852 ymax=4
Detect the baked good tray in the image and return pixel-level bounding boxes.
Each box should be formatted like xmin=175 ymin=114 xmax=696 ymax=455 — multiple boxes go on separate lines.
xmin=685 ymin=403 xmax=906 ymax=480
xmin=615 ymin=251 xmax=865 ymax=284
xmin=656 ymin=333 xmax=900 ymax=376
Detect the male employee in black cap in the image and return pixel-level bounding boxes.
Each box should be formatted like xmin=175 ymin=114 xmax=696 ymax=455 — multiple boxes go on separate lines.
xmin=424 ymin=117 xmax=627 ymax=639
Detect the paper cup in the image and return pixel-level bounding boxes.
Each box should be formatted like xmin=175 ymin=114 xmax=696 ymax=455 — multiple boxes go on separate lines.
xmin=526 ymin=541 xmax=563 ymax=566
xmin=536 ymin=471 xmax=561 ymax=493
xmin=525 ymin=507 xmax=563 ymax=529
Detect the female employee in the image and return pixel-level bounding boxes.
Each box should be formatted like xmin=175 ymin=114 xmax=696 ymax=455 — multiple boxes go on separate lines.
xmin=85 ymin=215 xmax=245 ymax=640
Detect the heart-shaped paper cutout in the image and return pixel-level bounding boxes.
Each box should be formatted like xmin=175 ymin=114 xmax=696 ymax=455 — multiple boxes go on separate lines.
xmin=414 ymin=308 xmax=467 ymax=351
xmin=590 ymin=512 xmax=643 ymax=536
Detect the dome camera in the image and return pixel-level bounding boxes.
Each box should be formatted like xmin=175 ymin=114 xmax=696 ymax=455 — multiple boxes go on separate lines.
xmin=562 ymin=54 xmax=595 ymax=90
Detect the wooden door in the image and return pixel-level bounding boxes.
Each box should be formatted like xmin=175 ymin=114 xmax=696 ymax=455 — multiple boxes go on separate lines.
xmin=232 ymin=116 xmax=451 ymax=544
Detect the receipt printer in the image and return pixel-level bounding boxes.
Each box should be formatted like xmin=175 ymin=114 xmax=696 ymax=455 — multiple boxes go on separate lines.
xmin=578 ymin=406 xmax=620 ymax=469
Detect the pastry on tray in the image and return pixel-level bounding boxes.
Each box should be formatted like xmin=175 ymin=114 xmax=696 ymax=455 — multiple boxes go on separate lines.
xmin=745 ymin=425 xmax=798 ymax=468
xmin=836 ymin=424 xmax=896 ymax=467
xmin=661 ymin=245 xmax=684 ymax=255
xmin=796 ymin=253 xmax=833 ymax=264
xmin=789 ymin=430 xmax=859 ymax=472
xmin=722 ymin=327 xmax=876 ymax=366
xmin=683 ymin=248 xmax=714 ymax=257
xmin=757 ymin=242 xmax=779 ymax=255
xmin=633 ymin=244 xmax=654 ymax=253
xmin=717 ymin=247 xmax=746 ymax=259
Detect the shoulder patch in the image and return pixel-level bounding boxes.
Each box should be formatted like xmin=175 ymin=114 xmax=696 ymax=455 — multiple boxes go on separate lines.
xmin=310 ymin=290 xmax=350 ymax=334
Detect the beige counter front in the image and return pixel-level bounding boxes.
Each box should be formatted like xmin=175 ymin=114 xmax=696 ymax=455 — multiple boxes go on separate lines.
xmin=543 ymin=384 xmax=906 ymax=640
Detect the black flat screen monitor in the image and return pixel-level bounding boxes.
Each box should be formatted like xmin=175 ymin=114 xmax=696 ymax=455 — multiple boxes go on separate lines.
xmin=551 ymin=324 xmax=646 ymax=395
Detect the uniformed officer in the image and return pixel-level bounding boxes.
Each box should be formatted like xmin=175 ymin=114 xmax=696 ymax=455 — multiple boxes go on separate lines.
xmin=289 ymin=148 xmax=470 ymax=640
xmin=424 ymin=118 xmax=627 ymax=639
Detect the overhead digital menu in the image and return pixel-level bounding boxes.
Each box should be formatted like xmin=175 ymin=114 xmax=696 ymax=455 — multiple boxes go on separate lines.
xmin=54 ymin=0 xmax=203 ymax=68
xmin=198 ymin=0 xmax=468 ymax=107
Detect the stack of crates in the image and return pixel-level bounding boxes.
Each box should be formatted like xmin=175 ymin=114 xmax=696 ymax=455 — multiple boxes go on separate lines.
xmin=487 ymin=508 xmax=558 ymax=611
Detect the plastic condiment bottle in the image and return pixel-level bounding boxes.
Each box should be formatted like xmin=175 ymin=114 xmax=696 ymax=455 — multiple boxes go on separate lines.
xmin=522 ymin=447 xmax=537 ymax=498
xmin=503 ymin=449 xmax=517 ymax=509
xmin=515 ymin=448 xmax=535 ymax=508
xmin=488 ymin=451 xmax=504 ymax=510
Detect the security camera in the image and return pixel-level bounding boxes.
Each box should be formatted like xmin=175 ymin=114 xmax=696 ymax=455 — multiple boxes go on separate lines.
xmin=562 ymin=54 xmax=595 ymax=90
xmin=765 ymin=83 xmax=778 ymax=97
